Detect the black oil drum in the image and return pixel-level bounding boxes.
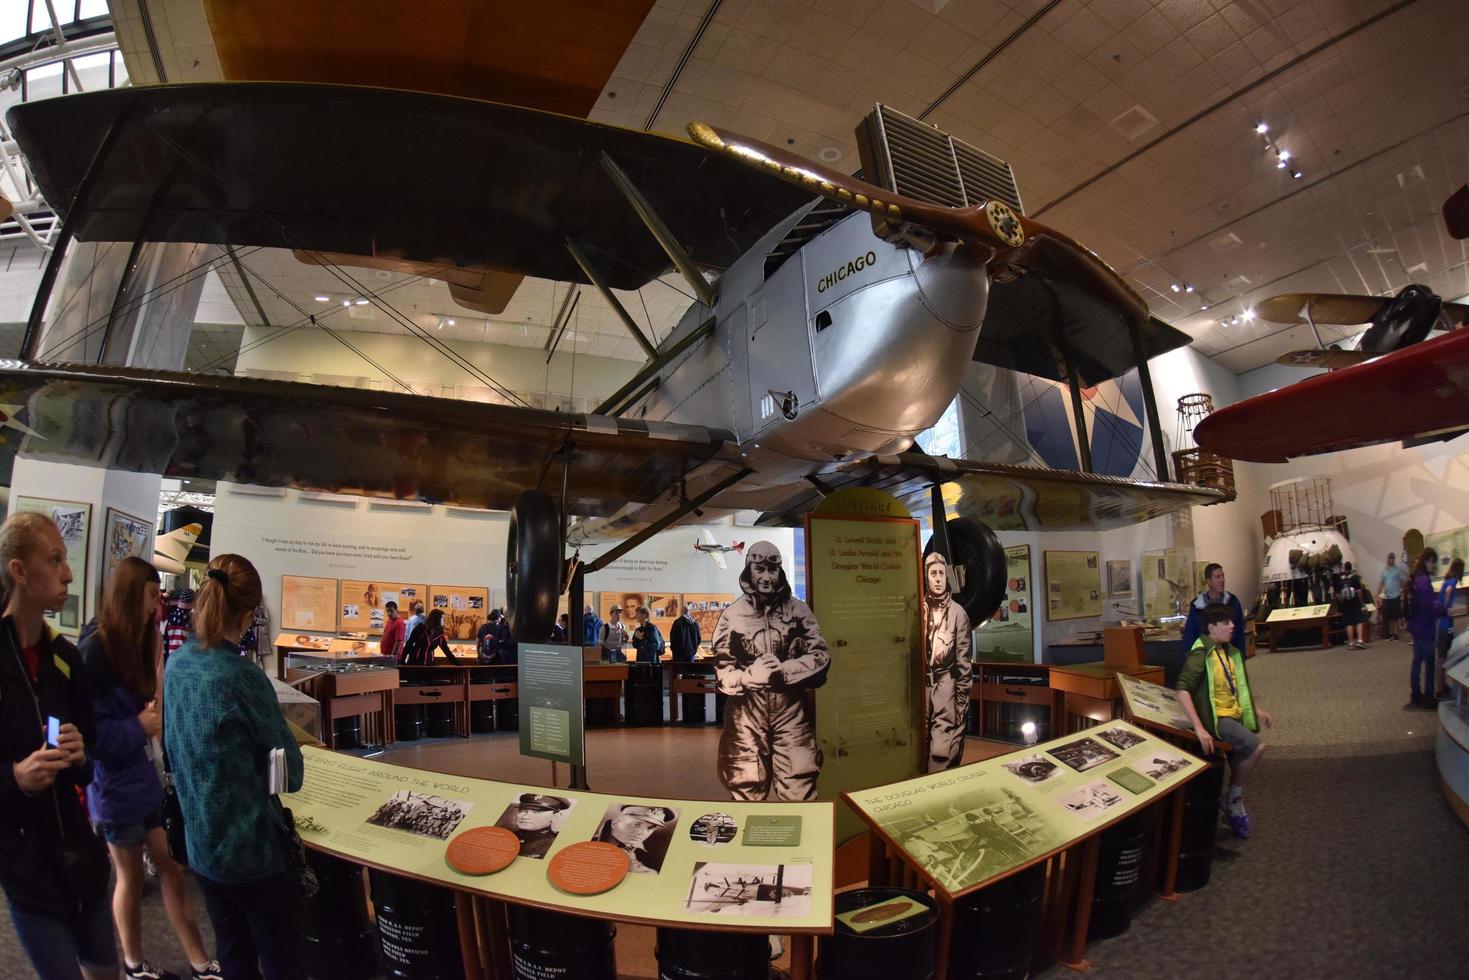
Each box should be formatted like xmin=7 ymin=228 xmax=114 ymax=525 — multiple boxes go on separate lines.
xmin=624 ymin=664 xmax=663 ymax=726
xmin=332 ymin=716 xmax=361 ymax=749
xmin=368 ymin=869 xmax=462 ymax=980
xmin=1088 ymin=816 xmax=1147 ymax=941
xmin=1175 ymin=761 xmax=1224 ymax=892
xmin=680 ymin=692 xmax=708 ymax=723
xmin=496 ymin=698 xmax=520 ymax=731
xmin=655 ymin=926 xmax=768 ymax=979
xmin=301 ymin=851 xmax=376 ymax=980
xmin=425 ymin=703 xmax=455 ymax=738
xmin=948 ymin=864 xmax=1044 ymax=980
xmin=508 ymin=906 xmax=616 ymax=979
xmin=470 ymin=700 xmax=496 ymax=733
xmin=393 ymin=704 xmax=424 ymax=741
xmin=818 ymin=887 xmax=939 ymax=980
xmin=585 ymin=696 xmax=617 ymax=727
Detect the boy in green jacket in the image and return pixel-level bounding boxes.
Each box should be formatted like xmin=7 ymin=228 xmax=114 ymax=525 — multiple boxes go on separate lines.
xmin=1176 ymin=603 xmax=1273 ymax=838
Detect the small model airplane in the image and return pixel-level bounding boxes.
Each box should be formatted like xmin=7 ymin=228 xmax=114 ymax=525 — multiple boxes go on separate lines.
xmin=2 ymin=85 xmax=1227 ymax=638
xmin=152 ymin=523 xmax=202 ymax=575
xmin=1261 ymin=284 xmax=1469 ymax=369
xmin=693 ymin=529 xmax=745 ymax=570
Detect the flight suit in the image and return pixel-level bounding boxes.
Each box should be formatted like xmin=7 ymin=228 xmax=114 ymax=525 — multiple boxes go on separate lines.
xmin=926 ymin=591 xmax=972 ymax=772
xmin=713 ymin=592 xmax=830 ymax=801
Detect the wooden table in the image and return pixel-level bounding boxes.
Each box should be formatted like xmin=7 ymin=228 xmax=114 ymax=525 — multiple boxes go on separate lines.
xmin=1048 ymin=662 xmax=1166 ymax=734
xmin=286 ymin=666 xmax=398 ymax=748
xmin=1266 ymin=613 xmax=1332 ymax=651
xmin=665 ymin=659 xmax=717 ymax=723
xmin=971 ymin=662 xmax=1055 ymax=741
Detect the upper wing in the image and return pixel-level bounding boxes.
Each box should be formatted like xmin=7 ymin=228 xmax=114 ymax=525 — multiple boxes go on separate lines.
xmin=1274 ymin=349 xmax=1373 ymax=370
xmin=0 ymin=363 xmax=736 ymax=514
xmin=687 ymin=120 xmax=1191 ymax=387
xmin=7 ymin=83 xmax=820 ymax=293
xmin=752 ymin=453 xmax=1227 ymax=531
xmin=1254 ymin=293 xmax=1387 ymax=325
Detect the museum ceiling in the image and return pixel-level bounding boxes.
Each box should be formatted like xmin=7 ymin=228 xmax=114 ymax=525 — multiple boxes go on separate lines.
xmin=104 ymin=0 xmax=1469 ymax=375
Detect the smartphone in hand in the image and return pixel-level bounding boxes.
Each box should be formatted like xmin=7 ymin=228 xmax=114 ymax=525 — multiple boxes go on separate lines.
xmin=46 ymin=715 xmax=61 ymax=747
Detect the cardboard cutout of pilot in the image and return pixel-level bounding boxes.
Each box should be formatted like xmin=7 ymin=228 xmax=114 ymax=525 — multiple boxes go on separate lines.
xmin=925 ymin=553 xmax=973 ymax=772
xmin=713 ymin=540 xmax=831 ymax=801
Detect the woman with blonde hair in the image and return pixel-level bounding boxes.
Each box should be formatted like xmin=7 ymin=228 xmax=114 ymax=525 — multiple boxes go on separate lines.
xmin=81 ymin=555 xmax=218 ymax=979
xmin=0 ymin=511 xmax=115 ymax=979
xmin=164 ymin=554 xmax=305 ymax=980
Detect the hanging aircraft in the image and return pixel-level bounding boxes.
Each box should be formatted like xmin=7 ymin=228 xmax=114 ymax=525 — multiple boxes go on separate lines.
xmin=1260 ymin=284 xmax=1469 ymax=370
xmin=1 ymin=83 xmax=1227 ymax=639
xmin=693 ymin=530 xmax=744 ymax=570
xmin=153 ymin=522 xmax=203 ymax=576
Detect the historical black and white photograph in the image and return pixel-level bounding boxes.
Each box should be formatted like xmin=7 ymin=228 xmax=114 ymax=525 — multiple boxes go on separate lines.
xmin=684 ymin=862 xmax=813 ymax=918
xmin=689 ymin=812 xmax=738 ymax=846
xmin=1049 ymin=736 xmax=1120 ymax=773
xmin=1095 ymin=726 xmax=1148 ymax=752
xmin=366 ymin=790 xmax=473 ymax=841
xmin=1139 ymin=750 xmax=1195 ymax=783
xmin=1001 ymin=754 xmax=1062 ymax=785
xmin=592 ymin=803 xmax=680 ymax=874
xmin=1057 ymin=780 xmax=1125 ymax=822
xmin=495 ymin=793 xmax=575 ymax=859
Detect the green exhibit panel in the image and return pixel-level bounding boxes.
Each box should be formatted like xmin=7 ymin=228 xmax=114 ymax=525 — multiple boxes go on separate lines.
xmin=286 ymin=746 xmax=835 ymax=935
xmin=844 ymin=721 xmax=1207 ymax=976
xmin=1114 ymin=673 xmax=1194 ymax=739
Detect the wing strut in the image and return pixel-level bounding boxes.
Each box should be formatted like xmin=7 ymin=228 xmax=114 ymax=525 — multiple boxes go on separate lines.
xmin=599 ymin=152 xmax=717 ymax=309
xmin=565 ymin=239 xmax=659 ymax=359
xmin=583 ymin=466 xmax=753 ymax=573
xmin=592 ymin=315 xmax=716 ymax=416
xmin=1130 ymin=319 xmax=1171 ymax=482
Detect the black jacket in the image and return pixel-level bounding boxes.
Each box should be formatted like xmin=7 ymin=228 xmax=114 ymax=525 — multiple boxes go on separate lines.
xmin=671 ymin=616 xmax=701 ymax=662
xmin=0 ymin=616 xmax=109 ymax=915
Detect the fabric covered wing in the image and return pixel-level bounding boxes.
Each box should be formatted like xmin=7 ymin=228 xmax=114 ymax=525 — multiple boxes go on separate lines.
xmin=754 ymin=453 xmax=1225 ymax=531
xmin=0 ymin=363 xmax=736 ymax=514
xmin=7 ymin=83 xmax=819 ymax=291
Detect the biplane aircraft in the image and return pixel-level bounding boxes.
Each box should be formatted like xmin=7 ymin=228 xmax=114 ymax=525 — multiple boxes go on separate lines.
xmin=1 ymin=82 xmax=1225 ymax=638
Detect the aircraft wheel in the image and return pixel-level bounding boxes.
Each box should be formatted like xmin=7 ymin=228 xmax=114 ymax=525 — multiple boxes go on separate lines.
xmin=925 ymin=517 xmax=1007 ymax=625
xmin=507 ymin=490 xmax=559 ymax=642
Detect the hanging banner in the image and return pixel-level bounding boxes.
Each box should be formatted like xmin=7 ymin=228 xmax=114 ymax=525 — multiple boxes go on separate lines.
xmin=972 ymin=544 xmax=1032 ymax=663
xmin=518 ymin=644 xmax=586 ymax=766
xmin=807 ymin=489 xmax=924 ymax=842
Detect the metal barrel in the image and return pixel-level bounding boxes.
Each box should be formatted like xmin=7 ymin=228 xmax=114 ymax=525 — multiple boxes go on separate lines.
xmin=948 ymin=864 xmax=1044 ymax=980
xmin=655 ymin=926 xmax=769 ymax=979
xmin=1175 ymin=761 xmax=1224 ymax=892
xmin=1087 ymin=815 xmax=1147 ymax=941
xmin=425 ymin=703 xmax=455 ymax=738
xmin=818 ymin=887 xmax=939 ymax=980
xmin=624 ymin=663 xmax=664 ymax=726
xmin=393 ymin=704 xmax=424 ymax=741
xmin=300 ymin=851 xmax=376 ymax=980
xmin=470 ymin=699 xmax=496 ymax=733
xmin=508 ymin=905 xmax=617 ymax=979
xmin=367 ymin=869 xmax=463 ymax=980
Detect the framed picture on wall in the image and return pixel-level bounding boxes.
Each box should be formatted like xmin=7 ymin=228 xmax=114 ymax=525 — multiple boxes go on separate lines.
xmin=972 ymin=544 xmax=1033 ymax=663
xmin=1106 ymin=560 xmax=1133 ymax=599
xmin=12 ymin=497 xmax=90 ymax=637
xmin=102 ymin=508 xmax=154 ymax=604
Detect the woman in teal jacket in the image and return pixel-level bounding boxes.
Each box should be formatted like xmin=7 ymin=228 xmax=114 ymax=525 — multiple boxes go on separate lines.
xmin=164 ymin=554 xmax=305 ymax=980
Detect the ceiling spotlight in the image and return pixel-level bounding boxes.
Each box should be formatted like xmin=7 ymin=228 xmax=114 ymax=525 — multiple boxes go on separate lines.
xmin=1278 ymin=150 xmax=1290 ymax=161
xmin=446 ymin=318 xmax=455 ymax=326
xmin=314 ymin=295 xmax=330 ymax=303
xmin=1170 ymin=283 xmax=1181 ymax=293
xmin=1291 ymin=169 xmax=1303 ymax=179
xmin=1231 ymin=315 xmax=1240 ymax=324
xmin=354 ymin=298 xmax=369 ymax=306
xmin=1200 ymin=303 xmax=1209 ymax=311
xmin=1243 ymin=308 xmax=1255 ymax=321
xmin=1255 ymin=122 xmax=1268 ymax=134
xmin=1184 ymin=284 xmax=1195 ymax=293
xmin=340 ymin=300 xmax=350 ymax=307
xmin=1277 ymin=158 xmax=1287 ymax=169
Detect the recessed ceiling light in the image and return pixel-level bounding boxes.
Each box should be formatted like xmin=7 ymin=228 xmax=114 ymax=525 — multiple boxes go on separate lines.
xmin=446 ymin=318 xmax=455 ymax=326
xmin=818 ymin=146 xmax=842 ymax=163
xmin=1243 ymin=308 xmax=1255 ymax=321
xmin=1255 ymin=123 xmax=1268 ymax=134
xmin=341 ymin=300 xmax=350 ymax=307
xmin=354 ymin=298 xmax=368 ymax=305
xmin=314 ymin=295 xmax=330 ymax=303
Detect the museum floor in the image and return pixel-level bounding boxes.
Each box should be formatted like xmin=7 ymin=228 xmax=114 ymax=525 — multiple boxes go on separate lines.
xmin=4 ymin=641 xmax=1467 ymax=979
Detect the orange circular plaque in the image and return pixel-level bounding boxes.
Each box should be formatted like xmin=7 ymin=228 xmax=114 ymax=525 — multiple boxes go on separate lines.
xmin=445 ymin=826 xmax=520 ymax=876
xmin=547 ymin=841 xmax=629 ymax=896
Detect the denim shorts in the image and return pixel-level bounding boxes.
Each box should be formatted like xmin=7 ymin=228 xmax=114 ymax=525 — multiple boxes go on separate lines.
xmin=97 ymin=807 xmax=163 ymax=847
xmin=1217 ymin=716 xmax=1261 ymax=763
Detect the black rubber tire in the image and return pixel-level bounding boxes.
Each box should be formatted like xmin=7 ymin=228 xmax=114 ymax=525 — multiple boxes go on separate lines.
xmin=925 ymin=517 xmax=1007 ymax=626
xmin=507 ymin=490 xmax=560 ymax=642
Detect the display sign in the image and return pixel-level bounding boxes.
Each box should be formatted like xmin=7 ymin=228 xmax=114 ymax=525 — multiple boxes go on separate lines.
xmin=807 ymin=505 xmax=924 ymax=842
xmin=845 ymin=720 xmax=1202 ymax=897
xmin=1044 ymin=550 xmax=1101 ymax=621
xmin=429 ymin=584 xmax=490 ymax=641
xmin=281 ymin=575 xmax=338 ymax=632
xmin=13 ymin=496 xmax=90 ymax=636
xmin=102 ymin=507 xmax=153 ymax=605
xmin=1106 ymin=559 xmax=1132 ymax=598
xmin=339 ymin=580 xmax=426 ymax=635
xmin=682 ymin=593 xmax=734 ymax=644
xmin=287 ymin=746 xmax=834 ymax=931
xmin=1141 ymin=548 xmax=1192 ymax=620
xmin=973 ymin=544 xmax=1032 ymax=663
xmin=597 ymin=591 xmax=681 ymax=650
xmin=1426 ymin=526 xmax=1469 ymax=571
xmin=1115 ymin=673 xmax=1192 ymax=736
xmin=518 ymin=644 xmax=585 ymax=766
xmin=1265 ymin=604 xmax=1331 ymax=622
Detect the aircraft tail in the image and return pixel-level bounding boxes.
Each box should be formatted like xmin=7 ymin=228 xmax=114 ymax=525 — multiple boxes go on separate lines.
xmin=733 ymin=542 xmax=744 ymax=553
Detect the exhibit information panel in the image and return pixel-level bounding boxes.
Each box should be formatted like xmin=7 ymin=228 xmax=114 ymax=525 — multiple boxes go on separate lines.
xmin=1044 ymin=550 xmax=1101 ymax=621
xmin=287 ymin=747 xmax=834 ymax=931
xmin=518 ymin=644 xmax=585 ymax=766
xmin=973 ymin=544 xmax=1033 ymax=662
xmin=845 ymin=720 xmax=1200 ymax=897
xmin=1265 ymin=604 xmax=1331 ymax=622
xmin=281 ymin=575 xmax=338 ymax=632
xmin=429 ymin=584 xmax=490 ymax=641
xmin=1115 ymin=673 xmax=1192 ymax=736
xmin=339 ymin=580 xmax=426 ymax=635
xmin=807 ymin=511 xmax=924 ymax=841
